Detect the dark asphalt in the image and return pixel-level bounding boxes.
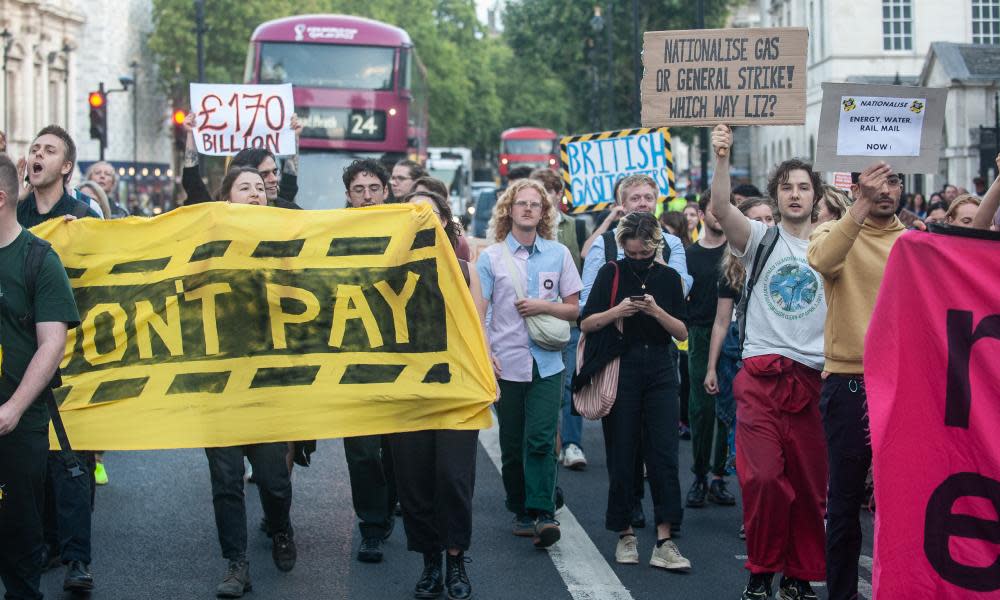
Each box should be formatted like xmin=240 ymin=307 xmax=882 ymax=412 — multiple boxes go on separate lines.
xmin=39 ymin=418 xmax=873 ymax=600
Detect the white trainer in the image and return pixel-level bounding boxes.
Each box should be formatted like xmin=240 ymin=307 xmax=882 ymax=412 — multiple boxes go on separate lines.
xmin=649 ymin=540 xmax=691 ymax=572
xmin=615 ymin=535 xmax=639 ymax=564
xmin=562 ymin=444 xmax=587 ymax=470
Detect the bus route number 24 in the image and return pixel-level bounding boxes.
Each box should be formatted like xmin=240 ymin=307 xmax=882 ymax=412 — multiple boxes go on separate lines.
xmin=349 ymin=113 xmax=381 ymax=139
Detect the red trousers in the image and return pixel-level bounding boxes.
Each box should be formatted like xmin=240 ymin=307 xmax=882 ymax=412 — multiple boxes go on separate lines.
xmin=734 ymin=354 xmax=827 ymax=581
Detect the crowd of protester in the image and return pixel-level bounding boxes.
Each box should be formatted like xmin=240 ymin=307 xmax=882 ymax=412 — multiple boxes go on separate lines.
xmin=0 ymin=118 xmax=998 ymax=600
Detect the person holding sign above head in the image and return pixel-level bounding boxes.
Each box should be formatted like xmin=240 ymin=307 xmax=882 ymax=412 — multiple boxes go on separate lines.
xmin=708 ymin=124 xmax=828 ymax=600
xmin=580 ymin=211 xmax=692 ymax=573
xmin=387 ymin=189 xmax=486 ymax=600
xmin=339 ymin=158 xmax=400 ymax=565
xmin=181 ymin=112 xmax=303 ymax=206
xmin=200 ymin=165 xmax=298 ymax=600
xmin=476 ymin=178 xmax=582 ymax=550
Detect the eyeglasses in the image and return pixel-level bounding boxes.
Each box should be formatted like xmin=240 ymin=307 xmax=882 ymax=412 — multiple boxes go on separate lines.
xmin=513 ymin=200 xmax=543 ymax=210
xmin=350 ymin=184 xmax=385 ymax=196
xmin=886 ymin=176 xmax=902 ymax=187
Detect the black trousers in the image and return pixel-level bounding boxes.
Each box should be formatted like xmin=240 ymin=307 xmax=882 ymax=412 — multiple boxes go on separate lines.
xmin=204 ymin=443 xmax=292 ymax=561
xmin=43 ymin=449 xmax=95 ymax=564
xmin=603 ymin=344 xmax=682 ymax=531
xmin=343 ymin=435 xmax=397 ymax=539
xmin=0 ymin=428 xmax=48 ymax=600
xmin=388 ymin=429 xmax=478 ymax=553
xmin=819 ymin=374 xmax=871 ymax=600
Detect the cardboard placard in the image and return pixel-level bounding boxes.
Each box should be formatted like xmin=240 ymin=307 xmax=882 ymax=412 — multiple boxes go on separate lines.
xmin=190 ymin=83 xmax=297 ymax=156
xmin=559 ymin=128 xmax=674 ymax=213
xmin=641 ymin=27 xmax=808 ymax=127
xmin=814 ymin=83 xmax=947 ymax=173
xmin=832 ymin=172 xmax=853 ymax=191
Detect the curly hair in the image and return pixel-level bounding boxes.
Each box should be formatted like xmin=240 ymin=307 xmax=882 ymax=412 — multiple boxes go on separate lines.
xmin=767 ymin=159 xmax=823 ymax=222
xmin=487 ymin=178 xmax=556 ymax=242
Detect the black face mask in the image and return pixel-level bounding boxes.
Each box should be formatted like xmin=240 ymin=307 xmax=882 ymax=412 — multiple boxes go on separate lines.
xmin=625 ymin=255 xmax=655 ymax=273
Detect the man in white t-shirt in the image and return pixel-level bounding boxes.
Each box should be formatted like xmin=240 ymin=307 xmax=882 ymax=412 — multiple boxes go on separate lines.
xmin=708 ymin=125 xmax=828 ymax=600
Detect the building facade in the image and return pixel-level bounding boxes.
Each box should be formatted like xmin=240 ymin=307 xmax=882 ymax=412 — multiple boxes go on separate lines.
xmin=2 ymin=0 xmax=173 ymax=209
xmin=752 ymin=0 xmax=991 ymax=192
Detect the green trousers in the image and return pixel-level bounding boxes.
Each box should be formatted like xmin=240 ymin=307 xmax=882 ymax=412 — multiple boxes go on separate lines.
xmin=496 ymin=363 xmax=562 ymax=515
xmin=688 ymin=324 xmax=729 ymax=478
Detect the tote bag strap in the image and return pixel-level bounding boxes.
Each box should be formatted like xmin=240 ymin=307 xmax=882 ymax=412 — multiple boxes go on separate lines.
xmin=499 ymin=242 xmax=527 ymax=300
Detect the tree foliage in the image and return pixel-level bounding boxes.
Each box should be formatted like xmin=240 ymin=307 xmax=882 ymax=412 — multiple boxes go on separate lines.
xmin=148 ymin=0 xmax=738 ymax=157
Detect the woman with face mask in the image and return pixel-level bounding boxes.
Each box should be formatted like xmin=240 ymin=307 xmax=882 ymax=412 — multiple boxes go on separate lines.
xmin=580 ymin=211 xmax=691 ymax=574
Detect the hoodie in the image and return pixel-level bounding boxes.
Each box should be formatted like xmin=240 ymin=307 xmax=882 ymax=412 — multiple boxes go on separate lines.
xmin=807 ymin=213 xmax=906 ymax=374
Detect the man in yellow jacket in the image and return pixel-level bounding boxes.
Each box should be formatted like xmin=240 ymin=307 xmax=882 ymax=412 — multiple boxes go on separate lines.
xmin=806 ymin=162 xmax=906 ymax=600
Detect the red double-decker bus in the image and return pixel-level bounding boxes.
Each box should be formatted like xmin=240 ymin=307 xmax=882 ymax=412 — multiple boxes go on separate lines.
xmin=498 ymin=127 xmax=558 ymax=180
xmin=245 ymin=15 xmax=429 ymax=209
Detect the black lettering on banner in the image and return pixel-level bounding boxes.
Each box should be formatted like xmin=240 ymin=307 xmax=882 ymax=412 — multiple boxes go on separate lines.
xmin=62 ymin=258 xmax=447 ymax=375
xmin=924 ymin=472 xmax=1000 ymax=591
xmin=945 ymin=310 xmax=1000 ymax=429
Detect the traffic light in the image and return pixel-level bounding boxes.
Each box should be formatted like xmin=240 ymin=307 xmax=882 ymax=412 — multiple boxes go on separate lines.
xmin=88 ymin=90 xmax=107 ymax=144
xmin=172 ymin=109 xmax=187 ymax=150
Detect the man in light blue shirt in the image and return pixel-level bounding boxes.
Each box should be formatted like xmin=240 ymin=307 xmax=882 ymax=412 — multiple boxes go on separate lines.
xmin=581 ymin=174 xmax=692 ymax=311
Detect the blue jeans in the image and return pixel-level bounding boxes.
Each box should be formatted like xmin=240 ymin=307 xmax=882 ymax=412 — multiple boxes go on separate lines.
xmin=559 ymin=326 xmax=583 ymax=450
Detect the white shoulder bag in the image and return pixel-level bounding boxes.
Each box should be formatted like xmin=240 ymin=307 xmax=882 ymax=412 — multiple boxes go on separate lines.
xmin=499 ymin=243 xmax=571 ymax=351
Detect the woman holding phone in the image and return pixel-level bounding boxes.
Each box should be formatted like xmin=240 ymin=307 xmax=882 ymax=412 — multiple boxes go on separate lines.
xmin=580 ymin=212 xmax=691 ymax=573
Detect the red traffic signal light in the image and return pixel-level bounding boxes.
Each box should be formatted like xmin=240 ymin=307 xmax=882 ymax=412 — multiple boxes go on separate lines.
xmin=88 ymin=91 xmax=105 ymax=108
xmin=172 ymin=109 xmax=188 ymax=150
xmin=88 ymin=90 xmax=107 ymax=144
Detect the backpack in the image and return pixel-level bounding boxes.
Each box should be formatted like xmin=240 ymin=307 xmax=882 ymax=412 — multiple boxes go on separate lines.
xmin=734 ymin=227 xmax=781 ymax=353
xmin=602 ymin=229 xmax=672 ymax=265
xmin=5 ymin=234 xmax=82 ymax=469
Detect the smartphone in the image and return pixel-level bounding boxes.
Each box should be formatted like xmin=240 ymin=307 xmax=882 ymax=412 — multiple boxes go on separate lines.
xmin=629 ymin=295 xmax=645 ymax=302
xmin=897 ymin=208 xmax=921 ymax=229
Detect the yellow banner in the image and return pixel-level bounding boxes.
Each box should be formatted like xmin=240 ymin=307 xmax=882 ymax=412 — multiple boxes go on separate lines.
xmin=32 ymin=203 xmax=496 ymax=450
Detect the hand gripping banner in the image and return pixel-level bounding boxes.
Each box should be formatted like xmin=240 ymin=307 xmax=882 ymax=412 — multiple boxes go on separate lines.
xmin=32 ymin=204 xmax=496 ymax=450
xmin=865 ymin=227 xmax=1000 ymax=597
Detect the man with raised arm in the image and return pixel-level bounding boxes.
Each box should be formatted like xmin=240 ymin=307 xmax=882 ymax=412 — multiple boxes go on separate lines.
xmin=707 ymin=124 xmax=828 ymax=600
xmin=806 ymin=163 xmax=906 ymax=600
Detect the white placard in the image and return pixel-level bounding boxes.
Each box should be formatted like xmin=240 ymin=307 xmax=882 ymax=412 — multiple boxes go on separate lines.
xmin=189 ymin=83 xmax=297 ymax=156
xmin=836 ymin=95 xmax=926 ymax=157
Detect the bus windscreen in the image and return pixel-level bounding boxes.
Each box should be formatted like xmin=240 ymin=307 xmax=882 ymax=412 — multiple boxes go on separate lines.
xmin=503 ymin=139 xmax=556 ymax=155
xmin=259 ymin=43 xmax=395 ymax=91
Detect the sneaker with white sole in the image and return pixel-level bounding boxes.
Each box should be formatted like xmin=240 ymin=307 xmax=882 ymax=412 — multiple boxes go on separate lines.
xmin=615 ymin=535 xmax=639 ymax=564
xmin=649 ymin=540 xmax=691 ymax=572
xmin=562 ymin=444 xmax=587 ymax=470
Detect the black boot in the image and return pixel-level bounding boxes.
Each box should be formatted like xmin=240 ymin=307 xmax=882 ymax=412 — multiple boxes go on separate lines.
xmin=445 ymin=552 xmax=471 ymax=600
xmin=414 ymin=552 xmax=443 ymax=599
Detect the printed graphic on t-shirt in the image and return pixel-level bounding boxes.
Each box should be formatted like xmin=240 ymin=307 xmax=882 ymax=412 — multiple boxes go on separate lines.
xmin=763 ymin=256 xmax=823 ymax=320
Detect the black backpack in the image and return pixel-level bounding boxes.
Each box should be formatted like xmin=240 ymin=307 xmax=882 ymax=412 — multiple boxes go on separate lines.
xmin=5 ymin=234 xmax=82 ymax=470
xmin=734 ymin=226 xmax=781 ymax=353
xmin=602 ymin=229 xmax=673 ymax=265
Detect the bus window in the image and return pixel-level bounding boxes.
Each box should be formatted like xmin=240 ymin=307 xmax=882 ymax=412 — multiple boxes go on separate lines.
xmin=259 ymin=43 xmax=396 ymax=91
xmin=502 ymin=139 xmax=558 ymax=155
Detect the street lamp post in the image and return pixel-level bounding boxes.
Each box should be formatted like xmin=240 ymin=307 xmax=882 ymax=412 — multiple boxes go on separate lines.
xmin=131 ymin=61 xmax=139 ymax=180
xmin=1 ymin=29 xmax=13 ymax=134
xmin=632 ymin=0 xmax=641 ymax=126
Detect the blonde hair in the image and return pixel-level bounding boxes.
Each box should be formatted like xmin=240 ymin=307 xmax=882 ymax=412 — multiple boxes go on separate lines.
xmin=77 ymin=181 xmax=110 ymax=219
xmin=945 ymin=194 xmax=981 ymax=222
xmin=487 ymin=178 xmax=556 ymax=242
xmin=821 ymin=185 xmax=852 ymax=220
xmin=614 ymin=211 xmax=664 ymax=256
xmin=616 ymin=173 xmax=659 ymax=204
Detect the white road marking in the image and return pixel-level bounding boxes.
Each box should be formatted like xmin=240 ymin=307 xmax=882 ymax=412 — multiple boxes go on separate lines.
xmin=859 ymin=554 xmax=873 ymax=572
xmin=480 ymin=419 xmax=635 ymax=600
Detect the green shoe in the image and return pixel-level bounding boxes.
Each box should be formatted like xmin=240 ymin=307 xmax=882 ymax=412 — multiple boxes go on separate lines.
xmin=94 ymin=462 xmax=109 ymax=486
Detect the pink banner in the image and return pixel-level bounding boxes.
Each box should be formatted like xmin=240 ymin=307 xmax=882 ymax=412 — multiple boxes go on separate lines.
xmin=866 ymin=228 xmax=1000 ymax=597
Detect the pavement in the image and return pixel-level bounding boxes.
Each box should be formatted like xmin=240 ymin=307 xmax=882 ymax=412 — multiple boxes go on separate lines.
xmin=39 ymin=417 xmax=874 ymax=599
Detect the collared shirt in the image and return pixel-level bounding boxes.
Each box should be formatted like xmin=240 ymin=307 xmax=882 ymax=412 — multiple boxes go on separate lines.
xmin=477 ymin=233 xmax=583 ymax=383
xmin=17 ymin=191 xmax=100 ymax=228
xmin=580 ymin=229 xmax=692 ymax=310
